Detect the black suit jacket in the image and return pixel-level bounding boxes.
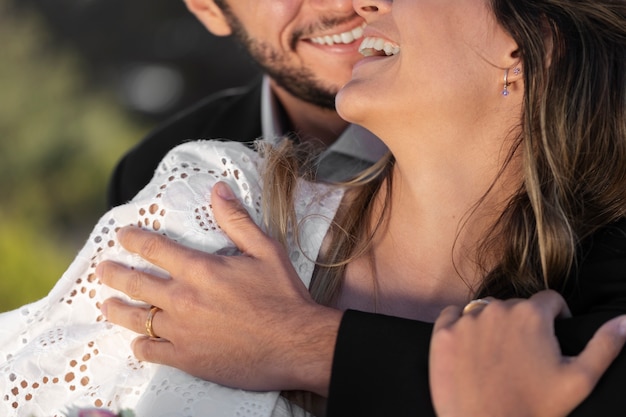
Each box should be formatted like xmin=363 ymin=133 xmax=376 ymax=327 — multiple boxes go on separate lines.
xmin=107 ymin=77 xmax=264 ymax=207
xmin=327 ymin=220 xmax=626 ymax=417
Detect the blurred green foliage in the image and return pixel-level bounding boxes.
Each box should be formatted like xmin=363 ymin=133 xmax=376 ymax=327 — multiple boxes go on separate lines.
xmin=0 ymin=1 xmax=149 ymax=311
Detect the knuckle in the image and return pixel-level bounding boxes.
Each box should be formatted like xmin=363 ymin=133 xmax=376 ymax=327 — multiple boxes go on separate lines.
xmin=187 ymin=250 xmax=212 ymax=272
xmin=167 ymin=289 xmax=196 ymax=316
xmin=97 ymin=261 xmax=125 ymax=287
xmin=480 ymin=299 xmax=506 ymax=318
xmin=225 ymin=207 xmax=257 ymax=232
xmin=593 ymin=330 xmax=622 ymax=357
xmin=218 ymin=200 xmax=248 ymax=222
xmin=511 ymin=300 xmax=542 ymax=321
xmin=432 ymin=326 xmax=458 ymax=348
xmin=542 ymin=289 xmax=560 ymax=298
xmin=230 ymin=207 xmax=250 ymax=222
xmin=139 ymin=234 xmax=164 ymax=262
xmin=125 ymin=270 xmax=146 ymax=300
xmin=133 ymin=338 xmax=152 ymax=362
xmin=182 ymin=256 xmax=214 ymax=285
xmin=255 ymin=235 xmax=283 ymax=258
xmin=134 ymin=338 xmax=168 ymax=366
xmin=568 ymin=371 xmax=596 ymax=397
xmin=133 ymin=308 xmax=148 ymax=333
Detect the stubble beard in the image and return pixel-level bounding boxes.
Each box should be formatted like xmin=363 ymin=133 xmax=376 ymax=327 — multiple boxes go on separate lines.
xmin=217 ymin=2 xmax=338 ymax=110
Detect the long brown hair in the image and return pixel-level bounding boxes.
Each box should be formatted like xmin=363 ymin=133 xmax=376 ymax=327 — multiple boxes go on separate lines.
xmin=261 ymin=0 xmax=626 ymax=303
xmin=481 ymin=0 xmax=626 ymax=296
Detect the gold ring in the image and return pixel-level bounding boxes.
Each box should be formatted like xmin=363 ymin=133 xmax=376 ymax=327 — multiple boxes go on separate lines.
xmin=145 ymin=305 xmax=161 ymax=338
xmin=462 ymin=299 xmax=491 ymax=315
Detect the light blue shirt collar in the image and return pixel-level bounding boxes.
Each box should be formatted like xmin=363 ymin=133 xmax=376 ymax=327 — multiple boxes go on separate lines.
xmin=260 ymin=75 xmax=388 ymax=164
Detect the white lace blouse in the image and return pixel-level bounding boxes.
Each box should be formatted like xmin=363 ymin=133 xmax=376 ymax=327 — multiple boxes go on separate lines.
xmin=0 ymin=141 xmax=344 ymax=417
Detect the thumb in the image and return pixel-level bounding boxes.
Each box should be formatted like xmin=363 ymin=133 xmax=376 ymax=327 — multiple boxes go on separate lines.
xmin=569 ymin=315 xmax=626 ymax=392
xmin=211 ymin=181 xmax=271 ymax=255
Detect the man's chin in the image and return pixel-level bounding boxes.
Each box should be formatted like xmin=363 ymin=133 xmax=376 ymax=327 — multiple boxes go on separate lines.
xmin=273 ymin=76 xmax=338 ymax=110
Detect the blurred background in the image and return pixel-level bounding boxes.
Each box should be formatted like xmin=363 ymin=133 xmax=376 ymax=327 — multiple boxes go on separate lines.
xmin=0 ymin=0 xmax=260 ymax=311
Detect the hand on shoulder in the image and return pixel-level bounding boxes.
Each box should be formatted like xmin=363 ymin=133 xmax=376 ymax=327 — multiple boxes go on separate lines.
xmin=99 ymin=182 xmax=342 ymax=395
xmin=429 ymin=290 xmax=626 ymax=417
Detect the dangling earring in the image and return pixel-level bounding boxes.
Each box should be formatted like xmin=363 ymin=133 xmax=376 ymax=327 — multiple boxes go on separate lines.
xmin=502 ymin=68 xmax=510 ymax=96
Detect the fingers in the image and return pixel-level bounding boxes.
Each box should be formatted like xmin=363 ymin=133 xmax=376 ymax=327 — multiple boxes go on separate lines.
xmin=569 ymin=315 xmax=626 ymax=391
xmin=115 ymin=226 xmax=209 ymax=278
xmin=461 ymin=298 xmax=494 ymax=316
xmin=101 ymin=298 xmax=170 ymax=340
xmin=433 ymin=305 xmax=463 ymax=332
xmin=528 ymin=289 xmax=572 ymax=319
xmin=435 ymin=297 xmax=501 ymax=331
xmin=131 ymin=336 xmax=178 ymax=365
xmin=211 ymin=181 xmax=275 ymax=257
xmin=96 ymin=260 xmax=169 ymax=306
xmin=98 ymin=310 xmax=181 ymax=369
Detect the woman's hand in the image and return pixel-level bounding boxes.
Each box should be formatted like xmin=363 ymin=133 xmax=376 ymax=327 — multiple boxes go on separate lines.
xmin=97 ymin=182 xmax=341 ymax=396
xmin=429 ymin=290 xmax=626 ymax=417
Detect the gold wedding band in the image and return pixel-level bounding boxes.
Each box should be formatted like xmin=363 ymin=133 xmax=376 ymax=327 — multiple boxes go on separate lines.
xmin=145 ymin=305 xmax=161 ymax=338
xmin=462 ymin=298 xmax=491 ymax=315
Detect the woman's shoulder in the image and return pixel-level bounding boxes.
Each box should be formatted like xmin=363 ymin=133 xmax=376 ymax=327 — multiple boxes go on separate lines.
xmin=582 ymin=218 xmax=626 ymax=263
xmin=157 ymin=139 xmax=262 ymax=177
xmin=121 ymin=140 xmax=265 ymax=253
xmin=566 ymin=218 xmax=626 ymax=314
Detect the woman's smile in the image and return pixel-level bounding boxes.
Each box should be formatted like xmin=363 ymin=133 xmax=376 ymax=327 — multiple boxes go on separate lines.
xmin=358 ymin=36 xmax=401 ymax=56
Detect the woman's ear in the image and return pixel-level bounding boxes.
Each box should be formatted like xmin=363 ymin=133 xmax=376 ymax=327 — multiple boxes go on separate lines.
xmin=506 ymin=51 xmax=523 ymax=85
xmin=183 ymin=0 xmax=233 ymax=36
xmin=499 ymin=32 xmax=523 ymax=83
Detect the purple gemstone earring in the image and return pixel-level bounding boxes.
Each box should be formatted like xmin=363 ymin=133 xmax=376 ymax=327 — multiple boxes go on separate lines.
xmin=513 ymin=67 xmax=521 ymax=76
xmin=502 ymin=68 xmax=510 ymax=96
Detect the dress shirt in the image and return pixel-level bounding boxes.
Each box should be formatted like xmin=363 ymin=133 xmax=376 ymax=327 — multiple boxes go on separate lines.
xmin=260 ymin=76 xmax=388 ymax=182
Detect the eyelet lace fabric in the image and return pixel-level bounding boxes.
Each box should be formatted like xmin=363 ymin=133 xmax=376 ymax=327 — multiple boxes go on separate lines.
xmin=0 ymin=141 xmax=343 ymax=417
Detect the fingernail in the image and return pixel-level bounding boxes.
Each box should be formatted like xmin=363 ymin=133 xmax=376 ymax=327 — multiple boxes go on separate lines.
xmin=100 ymin=302 xmax=108 ymax=318
xmin=619 ymin=316 xmax=626 ymax=336
xmin=215 ymin=182 xmax=236 ymax=200
xmin=116 ymin=226 xmax=129 ymax=239
xmin=95 ymin=263 xmax=103 ymax=278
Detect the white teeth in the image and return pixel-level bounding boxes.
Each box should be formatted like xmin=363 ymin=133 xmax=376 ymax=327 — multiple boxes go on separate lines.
xmin=310 ymin=23 xmax=366 ymax=46
xmin=308 ymin=25 xmax=400 ymax=58
xmin=358 ymin=37 xmax=401 ymax=57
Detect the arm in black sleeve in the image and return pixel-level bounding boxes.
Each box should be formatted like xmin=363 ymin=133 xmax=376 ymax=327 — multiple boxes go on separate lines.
xmin=326 ymin=310 xmax=626 ymax=417
xmin=326 ymin=310 xmax=435 ymax=417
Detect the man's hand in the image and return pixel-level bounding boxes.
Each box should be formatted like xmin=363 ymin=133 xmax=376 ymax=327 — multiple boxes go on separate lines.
xmin=429 ymin=290 xmax=626 ymax=417
xmin=98 ymin=182 xmax=342 ymax=396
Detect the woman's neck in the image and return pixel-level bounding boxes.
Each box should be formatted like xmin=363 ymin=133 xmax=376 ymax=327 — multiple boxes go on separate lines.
xmin=339 ymin=128 xmax=521 ymax=322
